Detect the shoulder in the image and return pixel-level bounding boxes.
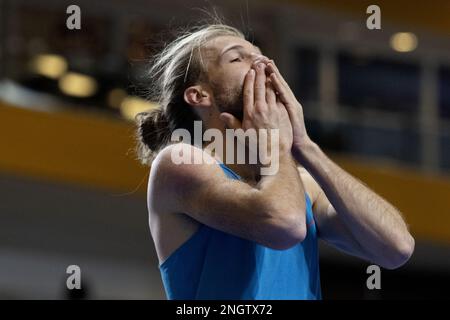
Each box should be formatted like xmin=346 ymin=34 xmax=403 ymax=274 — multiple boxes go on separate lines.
xmin=150 ymin=143 xmax=224 ymax=187
xmin=147 ymin=143 xmax=225 ymax=211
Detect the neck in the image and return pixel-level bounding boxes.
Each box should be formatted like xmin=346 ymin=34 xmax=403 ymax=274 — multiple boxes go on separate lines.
xmin=201 ymin=127 xmax=260 ymax=184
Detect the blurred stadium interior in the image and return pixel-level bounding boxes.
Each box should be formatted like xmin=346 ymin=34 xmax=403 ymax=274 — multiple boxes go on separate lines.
xmin=0 ymin=0 xmax=450 ymax=299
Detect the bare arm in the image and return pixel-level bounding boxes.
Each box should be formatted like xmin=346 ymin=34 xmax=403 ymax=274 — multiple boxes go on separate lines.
xmin=267 ymin=60 xmax=414 ymax=269
xmin=298 ymin=147 xmax=414 ymax=269
xmin=151 ymin=144 xmax=306 ymax=250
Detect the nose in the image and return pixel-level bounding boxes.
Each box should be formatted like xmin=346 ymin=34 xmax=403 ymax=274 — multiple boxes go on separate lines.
xmin=250 ymin=53 xmax=271 ymax=68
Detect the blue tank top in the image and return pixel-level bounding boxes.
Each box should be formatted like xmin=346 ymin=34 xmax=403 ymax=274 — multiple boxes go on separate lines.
xmin=159 ymin=163 xmax=322 ymax=299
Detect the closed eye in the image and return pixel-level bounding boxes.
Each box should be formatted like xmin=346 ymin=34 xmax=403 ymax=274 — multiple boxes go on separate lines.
xmin=230 ymin=57 xmax=241 ymax=63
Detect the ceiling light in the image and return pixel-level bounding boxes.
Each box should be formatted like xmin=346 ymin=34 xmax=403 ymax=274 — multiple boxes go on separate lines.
xmin=390 ymin=32 xmax=418 ymax=53
xmin=29 ymin=54 xmax=67 ymax=79
xmin=58 ymin=72 xmax=98 ymax=98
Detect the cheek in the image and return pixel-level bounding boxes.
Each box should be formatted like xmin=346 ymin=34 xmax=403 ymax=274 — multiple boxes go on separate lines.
xmin=232 ymin=68 xmax=249 ymax=90
xmin=216 ymin=65 xmax=251 ymax=93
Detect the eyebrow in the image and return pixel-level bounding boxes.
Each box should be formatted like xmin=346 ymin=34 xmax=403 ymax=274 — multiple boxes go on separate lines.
xmin=220 ymin=44 xmax=262 ymax=57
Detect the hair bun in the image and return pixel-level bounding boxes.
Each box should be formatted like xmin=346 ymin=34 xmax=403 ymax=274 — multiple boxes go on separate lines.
xmin=135 ymin=108 xmax=171 ymax=164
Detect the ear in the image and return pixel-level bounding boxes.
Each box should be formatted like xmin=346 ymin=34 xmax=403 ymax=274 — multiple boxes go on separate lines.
xmin=183 ymin=85 xmax=212 ymax=108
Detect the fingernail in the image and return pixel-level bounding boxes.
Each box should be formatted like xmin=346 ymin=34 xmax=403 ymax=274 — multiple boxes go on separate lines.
xmin=258 ymin=63 xmax=265 ymax=69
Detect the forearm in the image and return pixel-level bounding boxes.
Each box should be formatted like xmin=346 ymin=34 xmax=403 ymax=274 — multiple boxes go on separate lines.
xmin=258 ymin=152 xmax=307 ymax=221
xmin=294 ymin=140 xmax=414 ymax=267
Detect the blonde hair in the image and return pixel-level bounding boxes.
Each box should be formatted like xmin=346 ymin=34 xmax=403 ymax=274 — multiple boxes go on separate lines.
xmin=136 ymin=23 xmax=245 ymax=165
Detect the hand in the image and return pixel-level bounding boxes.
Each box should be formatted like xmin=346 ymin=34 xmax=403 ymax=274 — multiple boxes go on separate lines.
xmin=220 ymin=63 xmax=293 ymax=163
xmin=265 ymin=61 xmax=313 ymax=160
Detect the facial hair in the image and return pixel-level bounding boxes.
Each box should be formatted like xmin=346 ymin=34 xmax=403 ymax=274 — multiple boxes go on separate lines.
xmin=211 ymin=81 xmax=244 ymax=122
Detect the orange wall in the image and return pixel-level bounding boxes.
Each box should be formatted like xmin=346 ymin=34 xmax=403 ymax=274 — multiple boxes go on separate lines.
xmin=1 ymin=102 xmax=449 ymax=244
xmin=0 ymin=102 xmax=149 ymax=194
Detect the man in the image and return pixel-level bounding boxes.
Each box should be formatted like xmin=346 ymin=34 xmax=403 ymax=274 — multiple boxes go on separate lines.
xmin=136 ymin=24 xmax=414 ymax=299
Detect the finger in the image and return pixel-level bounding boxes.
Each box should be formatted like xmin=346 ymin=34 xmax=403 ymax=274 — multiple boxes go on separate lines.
xmin=266 ymin=61 xmax=292 ymax=94
xmin=254 ymin=63 xmax=267 ymax=106
xmin=270 ymin=72 xmax=299 ymax=122
xmin=243 ymin=69 xmax=255 ymax=116
xmin=269 ymin=72 xmax=289 ymax=105
xmin=265 ymin=80 xmax=277 ymax=107
xmin=252 ymin=55 xmax=270 ymax=67
xmin=219 ymin=112 xmax=242 ymax=130
xmin=266 ymin=61 xmax=286 ymax=85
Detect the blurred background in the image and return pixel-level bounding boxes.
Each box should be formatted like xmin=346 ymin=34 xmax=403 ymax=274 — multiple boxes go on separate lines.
xmin=0 ymin=0 xmax=449 ymax=299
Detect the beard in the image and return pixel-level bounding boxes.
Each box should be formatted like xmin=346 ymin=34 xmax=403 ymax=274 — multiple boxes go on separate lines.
xmin=211 ymin=80 xmax=244 ymax=122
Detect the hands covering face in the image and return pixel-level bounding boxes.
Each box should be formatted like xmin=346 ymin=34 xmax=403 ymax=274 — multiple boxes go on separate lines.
xmin=220 ymin=53 xmax=311 ymax=158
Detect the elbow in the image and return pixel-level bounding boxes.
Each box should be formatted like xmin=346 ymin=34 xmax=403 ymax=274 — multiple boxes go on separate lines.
xmin=255 ymin=193 xmax=307 ymax=250
xmin=263 ymin=209 xmax=307 ymax=250
xmin=381 ymin=234 xmax=415 ymax=270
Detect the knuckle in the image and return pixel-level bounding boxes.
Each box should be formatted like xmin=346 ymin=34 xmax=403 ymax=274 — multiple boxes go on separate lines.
xmin=254 ymin=102 xmax=266 ymax=111
xmin=253 ymin=109 xmax=265 ymax=120
xmin=243 ymin=88 xmax=252 ymax=98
